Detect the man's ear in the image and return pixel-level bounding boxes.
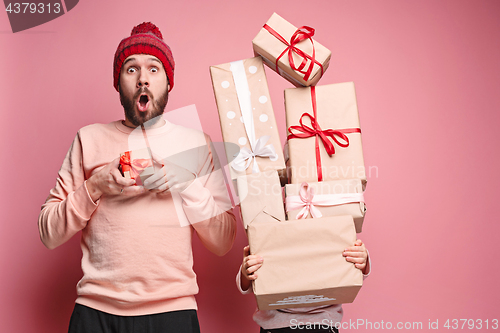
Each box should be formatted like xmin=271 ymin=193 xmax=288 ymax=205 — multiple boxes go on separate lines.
xmin=167 ymin=84 xmax=171 ymax=92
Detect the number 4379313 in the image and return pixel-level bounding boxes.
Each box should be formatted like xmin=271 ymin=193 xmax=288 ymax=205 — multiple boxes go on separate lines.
xmin=5 ymin=3 xmax=61 ymax=14
xmin=444 ymin=319 xmax=498 ymax=330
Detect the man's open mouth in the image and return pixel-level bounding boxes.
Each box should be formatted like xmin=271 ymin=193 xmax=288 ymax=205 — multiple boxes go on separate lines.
xmin=137 ymin=94 xmax=150 ymax=112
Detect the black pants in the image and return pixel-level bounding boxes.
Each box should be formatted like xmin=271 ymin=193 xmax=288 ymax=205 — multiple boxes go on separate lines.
xmin=68 ymin=304 xmax=200 ymax=333
xmin=260 ymin=327 xmax=339 ymax=333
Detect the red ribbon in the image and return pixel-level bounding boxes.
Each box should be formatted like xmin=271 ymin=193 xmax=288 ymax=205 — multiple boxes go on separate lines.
xmin=287 ymin=86 xmax=361 ymax=181
xmin=263 ymin=24 xmax=324 ymax=82
xmin=120 ymin=152 xmax=152 ymax=180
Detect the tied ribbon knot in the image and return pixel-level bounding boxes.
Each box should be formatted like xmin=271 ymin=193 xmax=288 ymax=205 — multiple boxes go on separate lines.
xmin=285 ymin=182 xmax=365 ymax=220
xmin=263 ymin=24 xmax=324 ymax=82
xmin=120 ymin=152 xmax=152 ymax=180
xmin=288 ymin=182 xmax=322 ymax=219
xmin=232 ymin=136 xmax=278 ymax=174
xmin=287 ymin=86 xmax=361 ymax=181
xmin=288 ymin=113 xmax=351 ymax=156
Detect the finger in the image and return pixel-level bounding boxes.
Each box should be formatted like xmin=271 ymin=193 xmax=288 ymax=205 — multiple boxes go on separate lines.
xmin=243 ymin=255 xmax=261 ymax=264
xmin=246 ymin=257 xmax=263 ymax=268
xmin=355 ymin=239 xmax=363 ymax=246
xmin=143 ymin=175 xmax=167 ymax=190
xmin=246 ymin=273 xmax=258 ymax=281
xmin=355 ymin=263 xmax=366 ymax=270
xmin=112 ymin=169 xmax=136 ymax=187
xmin=122 ymin=186 xmax=146 ymax=196
xmin=246 ymin=263 xmax=262 ymax=275
xmin=145 ymin=169 xmax=171 ymax=190
xmin=144 ymin=177 xmax=170 ymax=192
xmin=166 ymin=179 xmax=184 ymax=192
xmin=344 ymin=245 xmax=365 ymax=253
xmin=154 ymin=181 xmax=170 ymax=192
xmin=142 ymin=168 xmax=167 ymax=188
xmin=343 ymin=250 xmax=367 ymax=258
xmin=111 ymin=156 xmax=121 ymax=169
xmin=345 ymin=256 xmax=367 ymax=264
xmin=243 ymin=246 xmax=250 ymax=257
xmin=148 ymin=184 xmax=169 ymax=193
xmin=145 ymin=178 xmax=169 ymax=191
xmin=343 ymin=249 xmax=363 ymax=256
xmin=153 ymin=188 xmax=171 ymax=196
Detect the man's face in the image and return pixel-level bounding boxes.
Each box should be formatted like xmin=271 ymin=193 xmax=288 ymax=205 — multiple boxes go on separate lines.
xmin=119 ymin=54 xmax=170 ymax=127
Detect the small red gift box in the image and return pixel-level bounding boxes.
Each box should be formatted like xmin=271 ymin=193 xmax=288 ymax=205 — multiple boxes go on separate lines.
xmin=119 ymin=148 xmax=156 ymax=186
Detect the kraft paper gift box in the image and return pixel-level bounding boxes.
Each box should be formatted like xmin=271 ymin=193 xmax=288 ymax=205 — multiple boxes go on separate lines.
xmin=210 ymin=56 xmax=286 ymax=188
xmin=252 ymin=12 xmax=331 ymax=87
xmin=285 ymin=82 xmax=366 ymax=187
xmin=237 ymin=170 xmax=286 ymax=229
xmin=119 ymin=148 xmax=156 ymax=186
xmin=247 ymin=215 xmax=363 ymax=310
xmin=285 ymin=179 xmax=366 ymax=233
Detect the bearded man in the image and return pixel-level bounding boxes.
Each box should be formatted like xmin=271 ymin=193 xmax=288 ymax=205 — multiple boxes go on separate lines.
xmin=38 ymin=22 xmax=236 ymax=333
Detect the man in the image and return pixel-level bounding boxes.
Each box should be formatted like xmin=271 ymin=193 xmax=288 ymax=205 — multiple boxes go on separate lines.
xmin=38 ymin=22 xmax=237 ymax=333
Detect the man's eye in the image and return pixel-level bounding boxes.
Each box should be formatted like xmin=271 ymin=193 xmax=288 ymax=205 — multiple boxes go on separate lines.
xmin=150 ymin=68 xmax=158 ymax=73
xmin=127 ymin=68 xmax=136 ymax=73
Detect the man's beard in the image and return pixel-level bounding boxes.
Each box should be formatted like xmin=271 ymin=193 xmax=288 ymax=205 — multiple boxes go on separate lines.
xmin=120 ymin=87 xmax=168 ymax=127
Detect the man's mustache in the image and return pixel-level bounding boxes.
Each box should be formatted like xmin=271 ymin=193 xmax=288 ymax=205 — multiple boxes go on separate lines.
xmin=134 ymin=87 xmax=154 ymax=100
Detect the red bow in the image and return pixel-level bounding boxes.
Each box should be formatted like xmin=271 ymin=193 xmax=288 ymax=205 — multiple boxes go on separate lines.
xmin=287 ymin=86 xmax=361 ymax=181
xmin=288 ymin=113 xmax=352 ymax=156
xmin=120 ymin=152 xmax=152 ymax=180
xmin=263 ymin=24 xmax=324 ymax=82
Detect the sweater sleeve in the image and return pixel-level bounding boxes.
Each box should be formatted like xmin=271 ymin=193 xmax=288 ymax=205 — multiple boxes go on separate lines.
xmin=178 ymin=135 xmax=237 ymax=256
xmin=236 ymin=264 xmax=253 ymax=294
xmin=363 ymin=249 xmax=372 ymax=279
xmin=38 ymin=132 xmax=98 ymax=249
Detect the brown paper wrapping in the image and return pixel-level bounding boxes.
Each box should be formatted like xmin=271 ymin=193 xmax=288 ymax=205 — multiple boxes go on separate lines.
xmin=252 ymin=12 xmax=331 ymax=87
xmin=237 ymin=170 xmax=285 ymax=229
xmin=247 ymin=215 xmax=362 ymax=310
xmin=285 ymin=179 xmax=366 ymax=233
xmin=210 ymin=56 xmax=286 ymax=187
xmin=285 ymin=82 xmax=366 ymax=187
xmin=119 ymin=148 xmax=155 ymax=186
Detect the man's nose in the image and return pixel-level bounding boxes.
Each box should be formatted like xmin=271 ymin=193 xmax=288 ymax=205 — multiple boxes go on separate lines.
xmin=137 ymin=70 xmax=149 ymax=87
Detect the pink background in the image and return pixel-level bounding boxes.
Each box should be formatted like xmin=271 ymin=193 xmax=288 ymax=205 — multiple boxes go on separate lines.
xmin=1 ymin=0 xmax=500 ymax=332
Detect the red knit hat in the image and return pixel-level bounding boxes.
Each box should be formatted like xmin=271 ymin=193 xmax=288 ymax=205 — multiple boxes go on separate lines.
xmin=113 ymin=22 xmax=174 ymax=92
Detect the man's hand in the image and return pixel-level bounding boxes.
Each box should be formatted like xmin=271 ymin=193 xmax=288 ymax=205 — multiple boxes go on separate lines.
xmin=86 ymin=157 xmax=144 ymax=202
xmin=240 ymin=245 xmax=263 ymax=291
xmin=143 ymin=158 xmax=196 ymax=193
xmin=343 ymin=239 xmax=369 ymax=274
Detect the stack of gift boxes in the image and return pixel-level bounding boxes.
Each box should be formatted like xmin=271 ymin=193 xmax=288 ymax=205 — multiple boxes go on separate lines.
xmin=210 ymin=13 xmax=367 ymax=311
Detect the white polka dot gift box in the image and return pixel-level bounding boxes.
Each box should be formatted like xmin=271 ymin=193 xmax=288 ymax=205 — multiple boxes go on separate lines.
xmin=210 ymin=56 xmax=287 ymax=188
xmin=253 ymin=12 xmax=331 ymax=87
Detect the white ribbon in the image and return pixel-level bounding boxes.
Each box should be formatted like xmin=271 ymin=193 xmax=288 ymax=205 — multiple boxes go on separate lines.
xmin=229 ymin=60 xmax=278 ymax=173
xmin=285 ymin=182 xmax=365 ymax=219
xmin=232 ymin=136 xmax=277 ymax=173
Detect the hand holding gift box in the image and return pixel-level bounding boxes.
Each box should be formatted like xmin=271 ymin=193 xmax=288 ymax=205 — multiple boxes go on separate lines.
xmin=285 ymin=179 xmax=366 ymax=233
xmin=119 ymin=147 xmax=158 ymax=186
xmin=246 ymin=215 xmax=363 ymax=310
xmin=253 ymin=12 xmax=331 ymax=87
xmin=285 ymin=82 xmax=366 ymax=187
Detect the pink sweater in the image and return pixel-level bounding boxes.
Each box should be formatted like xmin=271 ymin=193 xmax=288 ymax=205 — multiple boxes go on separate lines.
xmin=39 ymin=120 xmax=236 ymax=316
